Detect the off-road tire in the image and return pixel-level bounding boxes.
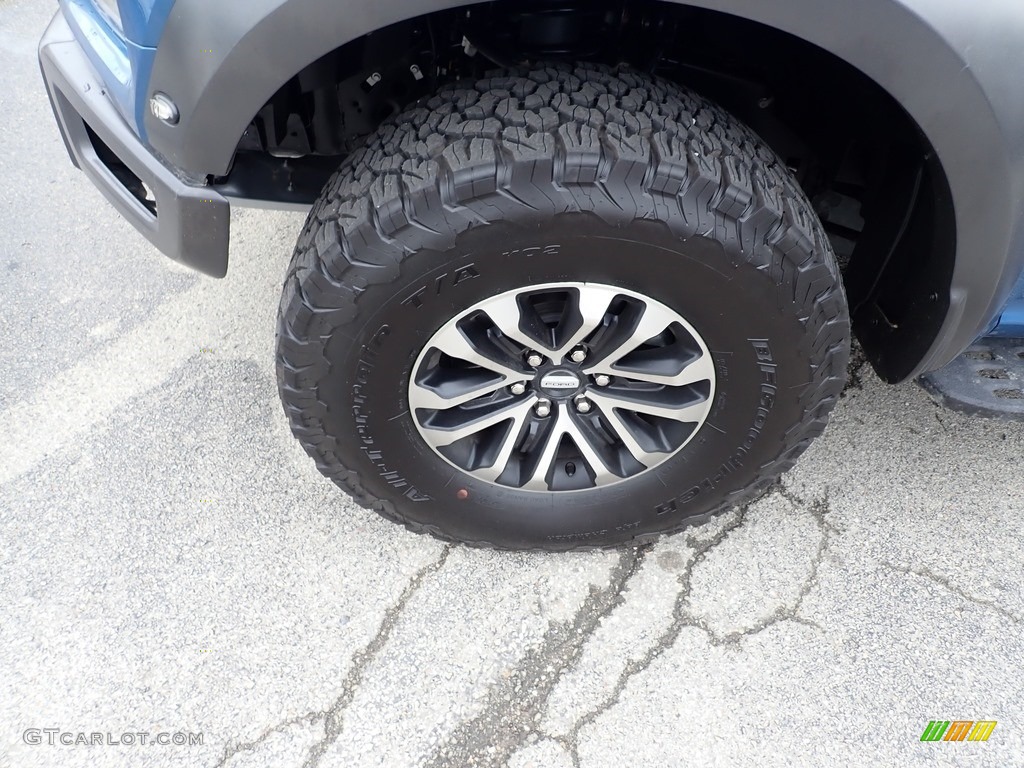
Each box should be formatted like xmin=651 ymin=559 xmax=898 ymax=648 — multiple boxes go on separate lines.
xmin=276 ymin=63 xmax=849 ymax=550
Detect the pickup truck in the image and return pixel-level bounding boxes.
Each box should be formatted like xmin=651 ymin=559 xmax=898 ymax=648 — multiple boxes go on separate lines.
xmin=40 ymin=0 xmax=1024 ymax=549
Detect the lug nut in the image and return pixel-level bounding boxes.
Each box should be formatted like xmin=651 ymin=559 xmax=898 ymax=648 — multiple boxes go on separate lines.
xmin=574 ymin=396 xmax=592 ymax=414
xmin=569 ymin=347 xmax=587 ymax=363
xmin=594 ymin=374 xmax=611 ymax=387
xmin=526 ymin=352 xmax=544 ymax=367
xmin=534 ymin=399 xmax=552 ymax=418
xmin=510 ymin=382 xmax=527 ymax=395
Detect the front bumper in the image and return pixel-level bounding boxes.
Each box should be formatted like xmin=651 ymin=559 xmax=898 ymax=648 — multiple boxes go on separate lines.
xmin=38 ymin=11 xmax=230 ymax=277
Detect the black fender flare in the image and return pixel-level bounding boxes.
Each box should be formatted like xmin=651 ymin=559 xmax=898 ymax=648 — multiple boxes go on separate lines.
xmin=146 ymin=0 xmax=1024 ymax=377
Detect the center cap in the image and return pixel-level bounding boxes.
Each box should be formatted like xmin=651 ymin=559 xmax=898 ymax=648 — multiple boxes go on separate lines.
xmin=539 ymin=369 xmax=582 ymax=395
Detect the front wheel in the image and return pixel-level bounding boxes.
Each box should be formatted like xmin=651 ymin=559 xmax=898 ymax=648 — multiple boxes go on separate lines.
xmin=276 ymin=64 xmax=849 ymax=550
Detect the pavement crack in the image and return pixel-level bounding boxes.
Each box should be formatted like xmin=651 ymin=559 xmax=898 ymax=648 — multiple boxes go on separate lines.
xmin=697 ymin=487 xmax=836 ymax=644
xmin=556 ymin=490 xmax=837 ymax=764
xmin=296 ymin=545 xmax=452 ymax=768
xmin=211 ymin=713 xmax=324 ymax=768
xmin=692 ymin=487 xmax=835 ymax=647
xmin=882 ymin=561 xmax=1022 ymax=626
xmin=555 ymin=504 xmax=752 ymax=766
xmin=776 ymin=486 xmax=838 ymax=615
xmin=933 ymin=410 xmax=951 ymax=433
xmin=421 ymin=545 xmax=650 ymax=768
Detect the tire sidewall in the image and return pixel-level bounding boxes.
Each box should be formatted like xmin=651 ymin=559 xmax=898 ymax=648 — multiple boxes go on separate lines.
xmin=322 ymin=214 xmax=810 ymax=548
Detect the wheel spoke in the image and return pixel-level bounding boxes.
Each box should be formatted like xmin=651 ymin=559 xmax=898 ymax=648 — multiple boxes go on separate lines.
xmin=410 ymin=377 xmax=523 ymax=411
xmin=521 ymin=411 xmax=566 ymax=491
xmin=479 ymin=292 xmax=546 ymax=354
xmin=584 ymin=301 xmax=679 ymax=372
xmin=431 ymin=327 xmax=529 ymax=381
xmin=592 ymin=354 xmax=716 ymax=388
xmin=484 ymin=286 xmax=621 ymax=364
xmin=419 ymin=397 xmax=537 ymax=448
xmin=587 ymin=388 xmax=710 ymax=423
xmin=561 ymin=411 xmax=619 ymax=487
xmin=595 ymin=406 xmax=664 ymax=467
xmin=521 ymin=407 xmax=618 ymax=490
xmin=548 ymin=286 xmax=620 ymax=363
xmin=474 ymin=406 xmax=533 ymax=483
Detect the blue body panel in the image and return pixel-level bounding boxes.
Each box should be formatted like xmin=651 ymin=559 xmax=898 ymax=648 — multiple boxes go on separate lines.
xmin=118 ymin=0 xmax=176 ymax=48
xmin=59 ymin=0 xmax=169 ymax=139
xmin=989 ymin=271 xmax=1024 ymax=337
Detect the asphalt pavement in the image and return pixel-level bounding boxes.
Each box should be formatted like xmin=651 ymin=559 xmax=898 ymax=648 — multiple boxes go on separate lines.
xmin=2 ymin=1 xmax=1023 ymax=766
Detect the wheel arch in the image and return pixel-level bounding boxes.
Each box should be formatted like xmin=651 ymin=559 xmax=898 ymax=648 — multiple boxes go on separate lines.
xmin=146 ymin=0 xmax=1024 ymax=380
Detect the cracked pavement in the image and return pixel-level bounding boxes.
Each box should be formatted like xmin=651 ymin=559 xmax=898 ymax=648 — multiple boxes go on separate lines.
xmin=2 ymin=1 xmax=1024 ymax=766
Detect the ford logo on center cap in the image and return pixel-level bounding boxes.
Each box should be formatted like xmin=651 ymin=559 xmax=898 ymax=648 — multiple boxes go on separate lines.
xmin=540 ymin=371 xmax=581 ymax=391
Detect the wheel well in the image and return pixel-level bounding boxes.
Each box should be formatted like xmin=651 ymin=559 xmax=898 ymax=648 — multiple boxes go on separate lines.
xmin=220 ymin=0 xmax=955 ymax=383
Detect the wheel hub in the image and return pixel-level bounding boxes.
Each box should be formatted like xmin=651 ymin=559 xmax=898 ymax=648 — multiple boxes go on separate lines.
xmin=408 ymin=282 xmax=716 ymax=492
xmin=537 ymin=368 xmax=584 ymax=399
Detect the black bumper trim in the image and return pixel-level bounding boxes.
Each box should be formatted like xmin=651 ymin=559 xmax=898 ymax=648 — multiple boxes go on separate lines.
xmin=38 ymin=12 xmax=230 ymax=277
